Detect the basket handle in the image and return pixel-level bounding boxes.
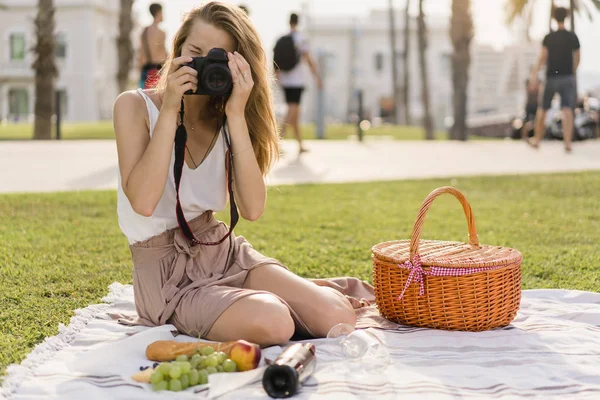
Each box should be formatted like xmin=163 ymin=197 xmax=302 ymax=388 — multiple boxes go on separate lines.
xmin=409 ymin=186 xmax=480 ymax=259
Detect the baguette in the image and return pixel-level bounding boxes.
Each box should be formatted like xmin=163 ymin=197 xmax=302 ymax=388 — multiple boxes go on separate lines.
xmin=146 ymin=340 xmax=237 ymax=362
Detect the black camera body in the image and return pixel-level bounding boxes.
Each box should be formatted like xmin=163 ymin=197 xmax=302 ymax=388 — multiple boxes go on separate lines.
xmin=184 ymin=48 xmax=232 ymax=97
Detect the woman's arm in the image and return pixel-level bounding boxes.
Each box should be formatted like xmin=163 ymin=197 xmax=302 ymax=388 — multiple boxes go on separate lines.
xmin=304 ymin=52 xmax=323 ymax=89
xmin=225 ymin=51 xmax=267 ymax=221
xmin=114 ymin=56 xmax=198 ymax=216
xmin=114 ymin=93 xmax=179 ymax=216
xmin=227 ymin=115 xmax=266 ymax=221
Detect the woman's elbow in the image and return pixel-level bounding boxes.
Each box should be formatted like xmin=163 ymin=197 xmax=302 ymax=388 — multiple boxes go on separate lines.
xmin=242 ymin=207 xmax=264 ymax=222
xmin=132 ymin=201 xmax=155 ymax=217
xmin=127 ymin=194 xmax=156 ymax=217
xmin=134 ymin=205 xmax=155 ymax=218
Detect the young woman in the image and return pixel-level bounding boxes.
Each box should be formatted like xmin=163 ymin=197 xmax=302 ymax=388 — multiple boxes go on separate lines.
xmin=113 ymin=2 xmax=372 ymax=347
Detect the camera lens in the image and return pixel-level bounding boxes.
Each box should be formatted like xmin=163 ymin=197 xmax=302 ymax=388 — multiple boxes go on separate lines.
xmin=202 ymin=64 xmax=232 ymax=96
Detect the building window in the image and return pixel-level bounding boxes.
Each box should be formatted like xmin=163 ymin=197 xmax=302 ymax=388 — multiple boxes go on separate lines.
xmin=375 ymin=53 xmax=384 ymax=72
xmin=10 ymin=33 xmax=26 ymax=61
xmin=56 ymin=32 xmax=67 ymax=59
xmin=56 ymin=89 xmax=68 ymax=119
xmin=8 ymin=88 xmax=29 ymax=120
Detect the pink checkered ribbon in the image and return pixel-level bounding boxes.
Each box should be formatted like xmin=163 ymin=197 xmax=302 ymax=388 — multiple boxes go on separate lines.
xmin=396 ymin=255 xmax=507 ymax=300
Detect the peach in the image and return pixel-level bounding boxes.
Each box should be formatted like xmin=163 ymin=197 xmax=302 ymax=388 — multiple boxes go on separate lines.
xmin=228 ymin=340 xmax=262 ymax=372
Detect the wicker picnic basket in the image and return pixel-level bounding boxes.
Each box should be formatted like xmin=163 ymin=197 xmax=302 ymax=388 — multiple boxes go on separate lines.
xmin=372 ymin=186 xmax=522 ymax=332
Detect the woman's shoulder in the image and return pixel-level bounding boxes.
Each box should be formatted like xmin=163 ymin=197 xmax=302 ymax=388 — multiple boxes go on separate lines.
xmin=113 ymin=90 xmax=151 ymax=134
xmin=113 ymin=90 xmax=147 ymax=115
xmin=115 ymin=89 xmax=162 ymax=110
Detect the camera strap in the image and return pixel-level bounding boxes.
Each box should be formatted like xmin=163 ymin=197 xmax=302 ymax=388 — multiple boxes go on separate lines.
xmin=173 ymin=98 xmax=239 ymax=246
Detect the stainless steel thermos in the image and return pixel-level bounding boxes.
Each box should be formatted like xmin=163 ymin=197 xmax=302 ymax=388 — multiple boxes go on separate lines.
xmin=262 ymin=343 xmax=317 ymax=398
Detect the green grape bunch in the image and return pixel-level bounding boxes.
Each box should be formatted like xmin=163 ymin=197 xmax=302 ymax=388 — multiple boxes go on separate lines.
xmin=146 ymin=345 xmax=239 ymax=392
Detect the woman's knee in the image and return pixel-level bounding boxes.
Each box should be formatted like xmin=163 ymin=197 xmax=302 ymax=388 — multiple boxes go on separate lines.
xmin=249 ymin=296 xmax=296 ymax=345
xmin=236 ymin=294 xmax=295 ymax=346
xmin=206 ymin=294 xmax=295 ymax=346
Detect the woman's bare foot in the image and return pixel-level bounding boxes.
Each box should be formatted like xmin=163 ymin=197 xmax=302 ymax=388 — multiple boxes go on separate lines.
xmin=565 ymin=145 xmax=573 ymax=153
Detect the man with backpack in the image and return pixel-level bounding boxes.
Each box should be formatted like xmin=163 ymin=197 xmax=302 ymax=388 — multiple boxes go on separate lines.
xmin=273 ymin=13 xmax=323 ymax=154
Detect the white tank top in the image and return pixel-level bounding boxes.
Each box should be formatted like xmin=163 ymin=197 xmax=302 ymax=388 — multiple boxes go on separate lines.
xmin=117 ymin=89 xmax=228 ymax=244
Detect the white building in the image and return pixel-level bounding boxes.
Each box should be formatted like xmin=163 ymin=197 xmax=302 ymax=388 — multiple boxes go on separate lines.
xmin=469 ymin=43 xmax=539 ymax=116
xmin=297 ymin=9 xmax=538 ymax=128
xmin=0 ymin=0 xmax=126 ymax=122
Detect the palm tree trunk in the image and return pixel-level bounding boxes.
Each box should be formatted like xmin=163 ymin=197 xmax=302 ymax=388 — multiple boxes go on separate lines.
xmin=418 ymin=0 xmax=434 ymax=140
xmin=388 ymin=0 xmax=401 ymax=124
xmin=117 ymin=0 xmax=134 ymax=93
xmin=33 ymin=0 xmax=57 ymax=140
xmin=570 ymin=0 xmax=576 ymax=31
xmin=403 ymin=0 xmax=411 ymax=125
xmin=525 ymin=3 xmax=533 ymax=42
xmin=450 ymin=0 xmax=473 ymax=141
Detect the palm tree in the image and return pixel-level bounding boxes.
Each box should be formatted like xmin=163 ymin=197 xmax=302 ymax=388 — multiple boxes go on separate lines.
xmin=117 ymin=0 xmax=135 ymax=93
xmin=388 ymin=0 xmax=401 ymax=124
xmin=32 ymin=0 xmax=57 ymax=140
xmin=403 ymin=0 xmax=411 ymax=125
xmin=570 ymin=0 xmax=576 ymax=29
xmin=567 ymin=0 xmax=600 ymax=30
xmin=507 ymin=0 xmax=600 ymax=33
xmin=449 ymin=0 xmax=473 ymax=141
xmin=417 ymin=0 xmax=433 ymax=140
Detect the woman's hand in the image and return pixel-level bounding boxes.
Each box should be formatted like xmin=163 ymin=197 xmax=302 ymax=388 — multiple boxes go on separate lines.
xmin=226 ymin=52 xmax=254 ymax=117
xmin=161 ymin=56 xmax=198 ymax=113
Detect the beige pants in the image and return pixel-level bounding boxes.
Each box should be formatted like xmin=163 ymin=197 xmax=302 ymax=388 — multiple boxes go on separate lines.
xmin=130 ymin=211 xmax=376 ymax=338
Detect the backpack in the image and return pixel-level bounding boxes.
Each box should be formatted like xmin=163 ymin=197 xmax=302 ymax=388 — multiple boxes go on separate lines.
xmin=273 ymin=33 xmax=300 ymax=72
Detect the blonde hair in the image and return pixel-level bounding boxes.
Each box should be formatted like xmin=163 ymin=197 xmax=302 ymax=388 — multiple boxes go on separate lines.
xmin=156 ymin=1 xmax=279 ymax=175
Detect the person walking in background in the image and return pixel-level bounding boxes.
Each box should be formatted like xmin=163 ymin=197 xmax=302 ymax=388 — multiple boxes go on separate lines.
xmin=528 ymin=7 xmax=580 ymax=153
xmin=138 ymin=3 xmax=168 ymax=89
xmin=273 ymin=13 xmax=322 ymax=155
xmin=522 ymin=65 xmax=542 ymax=140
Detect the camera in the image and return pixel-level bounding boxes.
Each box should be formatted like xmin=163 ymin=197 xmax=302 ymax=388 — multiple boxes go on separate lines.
xmin=184 ymin=48 xmax=232 ymax=97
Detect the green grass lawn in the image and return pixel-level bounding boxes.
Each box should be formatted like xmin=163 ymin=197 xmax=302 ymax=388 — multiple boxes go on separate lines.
xmin=1 ymin=172 xmax=599 ymax=377
xmin=0 ymin=122 xmax=116 ymax=140
xmin=0 ymin=121 xmax=450 ymax=141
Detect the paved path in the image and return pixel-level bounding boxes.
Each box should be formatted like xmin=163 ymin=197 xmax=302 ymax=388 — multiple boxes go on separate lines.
xmin=1 ymin=139 xmax=599 ymax=193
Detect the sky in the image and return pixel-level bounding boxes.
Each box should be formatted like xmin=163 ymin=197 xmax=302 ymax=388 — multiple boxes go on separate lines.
xmin=133 ymin=0 xmax=599 ymax=74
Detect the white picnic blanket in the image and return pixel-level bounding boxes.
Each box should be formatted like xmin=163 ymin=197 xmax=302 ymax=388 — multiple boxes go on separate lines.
xmin=2 ymin=283 xmax=600 ymax=400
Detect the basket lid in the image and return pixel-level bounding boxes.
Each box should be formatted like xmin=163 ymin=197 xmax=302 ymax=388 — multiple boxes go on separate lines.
xmin=372 ymin=239 xmax=522 ymax=268
xmin=372 ymin=186 xmax=522 ymax=268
